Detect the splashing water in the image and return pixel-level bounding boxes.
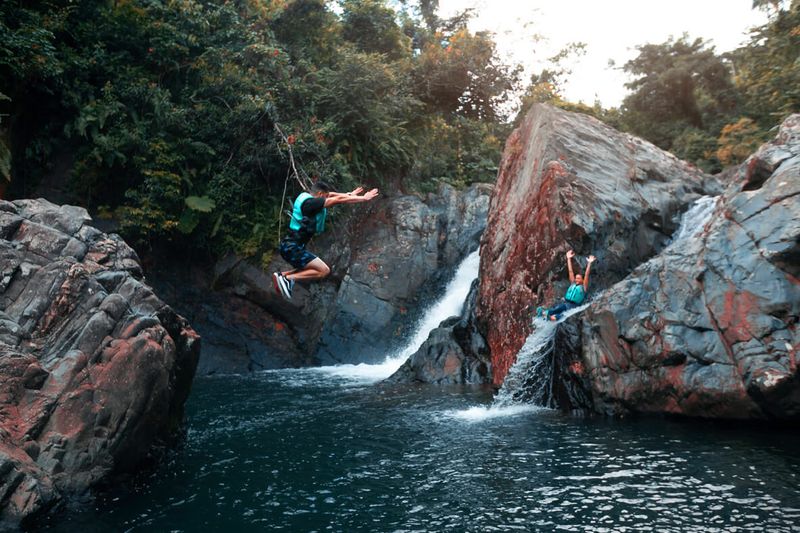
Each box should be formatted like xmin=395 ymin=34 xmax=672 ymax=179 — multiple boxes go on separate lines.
xmin=494 ymin=304 xmax=589 ymax=409
xmin=444 ymin=403 xmax=543 ymax=423
xmin=310 ymin=249 xmax=481 ymax=383
xmin=494 ymin=319 xmax=558 ymax=408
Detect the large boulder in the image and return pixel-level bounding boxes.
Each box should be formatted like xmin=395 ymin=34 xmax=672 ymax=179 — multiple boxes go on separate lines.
xmin=569 ymin=114 xmax=800 ymax=419
xmin=209 ymin=183 xmax=492 ymax=369
xmin=0 ymin=199 xmax=199 ymax=528
xmin=478 ymin=104 xmax=721 ymax=386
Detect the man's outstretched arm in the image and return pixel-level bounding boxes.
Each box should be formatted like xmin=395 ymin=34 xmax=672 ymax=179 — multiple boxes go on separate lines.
xmin=566 ymin=250 xmax=576 ymax=283
xmin=583 ymin=255 xmax=595 ymax=291
xmin=324 ymin=188 xmax=379 ymax=207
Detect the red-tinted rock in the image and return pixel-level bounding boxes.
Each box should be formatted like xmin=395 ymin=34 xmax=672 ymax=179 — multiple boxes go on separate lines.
xmin=478 ymin=104 xmax=718 ymax=385
xmin=0 ymin=199 xmax=199 ymax=528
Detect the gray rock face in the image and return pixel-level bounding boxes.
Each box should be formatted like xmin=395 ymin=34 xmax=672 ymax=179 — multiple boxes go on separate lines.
xmin=541 ymin=114 xmax=800 ymax=419
xmin=0 ymin=199 xmax=199 ymax=528
xmin=386 ymin=280 xmax=491 ymax=385
xmin=147 ymin=266 xmax=311 ymax=375
xmin=209 ymin=183 xmax=492 ymax=370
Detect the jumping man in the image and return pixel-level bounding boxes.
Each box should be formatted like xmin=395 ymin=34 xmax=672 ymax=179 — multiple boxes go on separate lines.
xmin=536 ymin=250 xmax=596 ymax=321
xmin=273 ymin=181 xmax=379 ymax=300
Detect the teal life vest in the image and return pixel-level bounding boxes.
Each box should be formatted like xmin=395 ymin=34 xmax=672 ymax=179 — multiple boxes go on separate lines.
xmin=565 ymin=283 xmax=585 ymax=304
xmin=288 ymin=191 xmax=326 ymax=237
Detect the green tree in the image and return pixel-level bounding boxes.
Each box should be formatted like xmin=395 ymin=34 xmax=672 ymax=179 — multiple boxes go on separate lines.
xmin=0 ymin=0 xmax=518 ymax=261
xmin=271 ymin=0 xmax=342 ymax=65
xmin=413 ymin=28 xmax=519 ymax=121
xmin=728 ymin=0 xmax=800 ymax=128
xmin=312 ymin=49 xmax=421 ymax=180
xmin=341 ymin=0 xmax=411 ymax=60
xmin=620 ymin=36 xmax=737 ymax=151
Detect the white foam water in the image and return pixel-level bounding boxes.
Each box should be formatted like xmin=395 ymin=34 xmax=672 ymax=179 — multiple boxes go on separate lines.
xmin=670 ymin=195 xmax=718 ymax=244
xmin=495 ymin=304 xmax=590 ymax=407
xmin=445 ymin=404 xmax=543 ymax=423
xmin=307 ymin=249 xmax=481 ymax=383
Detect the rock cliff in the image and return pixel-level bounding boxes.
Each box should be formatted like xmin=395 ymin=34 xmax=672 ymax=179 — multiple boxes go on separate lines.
xmin=196 ymin=183 xmax=491 ymax=371
xmin=478 ymin=104 xmax=721 ymax=386
xmin=564 ymin=113 xmax=800 ymax=419
xmin=0 ymin=199 xmax=199 ymax=528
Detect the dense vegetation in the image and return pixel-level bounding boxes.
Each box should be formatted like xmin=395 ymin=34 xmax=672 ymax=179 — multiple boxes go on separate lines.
xmin=1 ymin=0 xmax=798 ymax=260
xmin=0 ymin=0 xmax=517 ymax=258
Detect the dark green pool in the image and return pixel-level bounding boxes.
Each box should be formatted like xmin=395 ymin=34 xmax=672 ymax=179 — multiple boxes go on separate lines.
xmin=52 ymin=369 xmax=800 ymax=532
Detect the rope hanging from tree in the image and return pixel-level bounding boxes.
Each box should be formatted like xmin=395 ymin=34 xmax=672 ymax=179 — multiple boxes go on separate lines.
xmin=273 ymin=122 xmax=314 ymax=242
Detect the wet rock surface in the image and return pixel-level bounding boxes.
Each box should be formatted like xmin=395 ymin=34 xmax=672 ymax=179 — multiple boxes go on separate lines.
xmin=571 ymin=114 xmax=800 ymax=419
xmin=316 ymin=183 xmax=491 ymax=364
xmin=478 ymin=104 xmax=721 ymax=386
xmin=0 ymin=199 xmax=199 ymax=528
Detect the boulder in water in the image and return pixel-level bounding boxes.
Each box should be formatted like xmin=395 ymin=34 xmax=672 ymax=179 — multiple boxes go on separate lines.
xmin=0 ymin=199 xmax=199 ymax=527
xmin=478 ymin=104 xmax=721 ymax=386
xmin=571 ymin=114 xmax=800 ymax=419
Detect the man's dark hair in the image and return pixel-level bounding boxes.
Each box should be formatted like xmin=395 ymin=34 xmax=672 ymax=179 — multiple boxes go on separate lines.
xmin=313 ymin=180 xmax=334 ymax=193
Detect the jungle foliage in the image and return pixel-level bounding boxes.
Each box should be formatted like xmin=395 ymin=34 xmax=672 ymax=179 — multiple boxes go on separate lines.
xmin=0 ymin=0 xmax=516 ymax=256
xmin=617 ymin=0 xmax=799 ymax=172
xmin=522 ymin=1 xmax=798 ymax=174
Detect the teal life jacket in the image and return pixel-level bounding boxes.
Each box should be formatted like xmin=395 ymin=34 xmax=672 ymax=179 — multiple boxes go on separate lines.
xmin=288 ymin=192 xmax=326 ymax=237
xmin=565 ymin=283 xmax=585 ymax=304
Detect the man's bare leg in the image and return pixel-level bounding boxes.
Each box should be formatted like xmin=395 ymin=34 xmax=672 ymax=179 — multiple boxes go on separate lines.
xmin=285 ymin=258 xmax=330 ymax=282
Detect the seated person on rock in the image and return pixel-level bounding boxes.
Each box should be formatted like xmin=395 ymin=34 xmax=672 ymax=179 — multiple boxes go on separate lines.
xmin=537 ymin=250 xmax=595 ymax=321
xmin=273 ymin=180 xmax=379 ymax=300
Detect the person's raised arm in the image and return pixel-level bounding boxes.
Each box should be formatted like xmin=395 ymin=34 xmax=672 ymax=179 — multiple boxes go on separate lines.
xmin=583 ymin=255 xmax=595 ymax=291
xmin=566 ymin=250 xmax=576 ymax=283
xmin=323 ymin=188 xmax=379 ymax=207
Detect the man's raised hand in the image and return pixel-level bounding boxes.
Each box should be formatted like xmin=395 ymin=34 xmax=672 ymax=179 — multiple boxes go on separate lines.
xmin=566 ymin=250 xmax=576 ymax=259
xmin=588 ymin=255 xmax=596 ymax=264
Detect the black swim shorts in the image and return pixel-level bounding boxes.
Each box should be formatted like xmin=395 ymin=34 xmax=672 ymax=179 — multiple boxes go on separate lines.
xmin=279 ymin=239 xmax=317 ymax=269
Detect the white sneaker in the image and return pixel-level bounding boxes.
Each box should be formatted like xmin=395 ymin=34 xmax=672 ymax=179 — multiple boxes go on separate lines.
xmin=279 ymin=274 xmax=293 ymax=300
xmin=273 ymin=273 xmax=292 ymax=300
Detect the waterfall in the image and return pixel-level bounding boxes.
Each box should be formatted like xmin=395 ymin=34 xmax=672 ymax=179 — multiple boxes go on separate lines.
xmin=670 ymin=195 xmax=718 ymax=244
xmin=313 ymin=249 xmax=481 ymax=382
xmin=493 ymin=304 xmax=588 ymax=408
xmin=493 ymin=320 xmax=558 ymax=408
xmin=396 ymin=249 xmax=481 ymax=361
xmin=493 ymin=196 xmax=720 ymax=408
